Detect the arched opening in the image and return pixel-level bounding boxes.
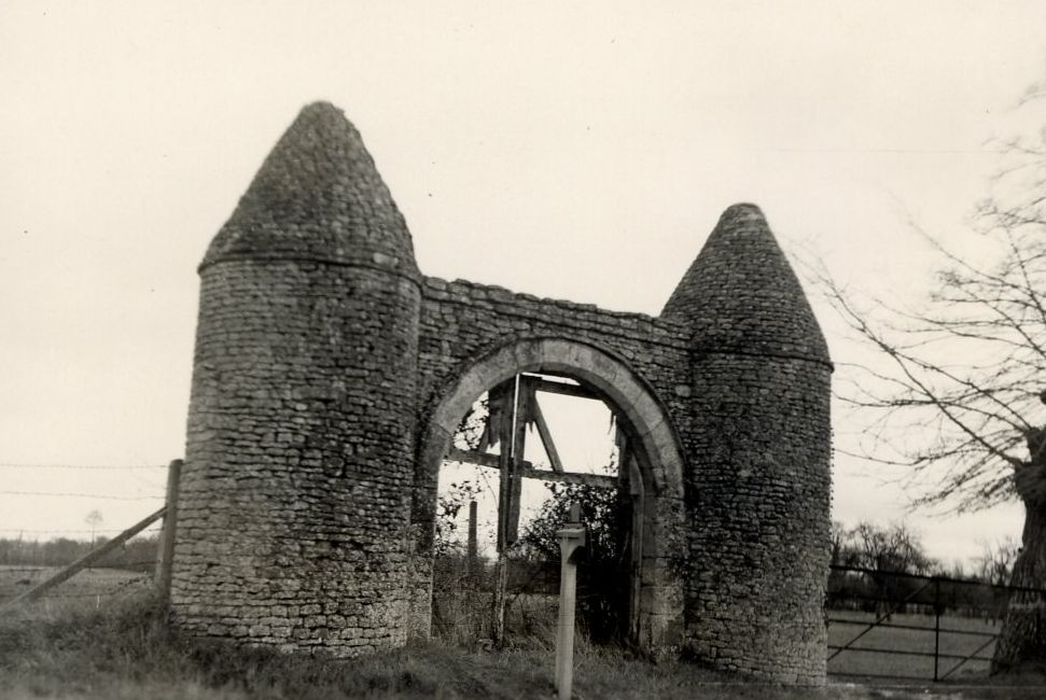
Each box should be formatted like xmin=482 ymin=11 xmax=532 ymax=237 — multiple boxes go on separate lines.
xmin=409 ymin=338 xmax=686 ymax=651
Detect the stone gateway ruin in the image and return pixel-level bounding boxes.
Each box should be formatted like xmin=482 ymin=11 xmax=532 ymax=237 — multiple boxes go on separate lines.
xmin=171 ymin=102 xmax=833 ymax=685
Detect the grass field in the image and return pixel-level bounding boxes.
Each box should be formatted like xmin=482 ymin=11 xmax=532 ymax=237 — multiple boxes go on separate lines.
xmin=828 ymin=609 xmax=999 ymax=681
xmin=2 ymin=573 xmax=1045 ymax=699
xmin=0 ymin=563 xmax=151 ymax=610
xmin=0 ymin=588 xmax=829 ymax=700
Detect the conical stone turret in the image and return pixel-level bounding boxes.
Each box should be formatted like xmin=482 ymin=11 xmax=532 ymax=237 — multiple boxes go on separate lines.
xmin=202 ymin=101 xmax=419 ymax=277
xmin=174 ymin=103 xmax=422 ymax=657
xmin=664 ymin=204 xmax=832 ymax=684
xmin=662 ymin=203 xmax=827 ymax=362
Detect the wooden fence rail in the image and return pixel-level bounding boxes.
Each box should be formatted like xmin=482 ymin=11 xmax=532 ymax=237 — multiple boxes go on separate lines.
xmin=0 ymin=507 xmax=165 ymax=611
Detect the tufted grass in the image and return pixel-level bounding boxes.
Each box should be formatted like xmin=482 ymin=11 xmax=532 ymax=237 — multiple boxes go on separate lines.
xmin=2 ymin=585 xmax=1042 ymax=699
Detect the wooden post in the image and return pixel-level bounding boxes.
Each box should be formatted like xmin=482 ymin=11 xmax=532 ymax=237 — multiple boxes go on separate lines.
xmin=490 ymin=554 xmax=508 ymax=645
xmin=491 ymin=377 xmax=517 ymax=646
xmin=530 ymin=396 xmax=564 ymax=473
xmin=0 ymin=506 xmax=166 ymax=611
xmin=556 ymin=502 xmax=586 ymax=700
xmin=467 ymin=500 xmax=478 ymax=577
xmin=617 ymin=428 xmax=645 ymax=644
xmin=933 ymin=578 xmax=941 ymax=682
xmin=507 ymin=380 xmax=530 ymax=545
xmin=490 ymin=380 xmax=515 ymax=553
xmin=155 ymin=459 xmax=182 ymax=599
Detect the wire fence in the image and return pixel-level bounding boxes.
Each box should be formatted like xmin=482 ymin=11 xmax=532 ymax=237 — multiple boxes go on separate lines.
xmin=0 ymin=561 xmax=159 ymax=607
xmin=0 ymin=460 xmax=176 ymax=609
xmin=0 ymin=462 xmax=166 ymax=470
xmin=0 ymin=491 xmax=162 ymax=501
xmin=0 ymin=461 xmax=166 ymax=537
xmin=0 ymin=528 xmax=144 ymax=535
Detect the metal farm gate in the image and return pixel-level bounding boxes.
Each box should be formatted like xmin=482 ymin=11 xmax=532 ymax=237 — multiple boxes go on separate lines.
xmin=826 ymin=564 xmax=1042 ymax=682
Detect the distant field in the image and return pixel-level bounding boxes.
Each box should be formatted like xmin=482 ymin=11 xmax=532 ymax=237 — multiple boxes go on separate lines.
xmin=828 ymin=609 xmax=999 ymax=681
xmin=0 ymin=564 xmax=151 ymax=608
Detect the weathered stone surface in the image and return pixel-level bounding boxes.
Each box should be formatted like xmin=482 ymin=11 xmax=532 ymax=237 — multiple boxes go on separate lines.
xmin=202 ymin=101 xmax=420 ymax=278
xmin=173 ymin=103 xmax=833 ymax=685
xmin=174 ymin=102 xmax=421 ymax=655
xmin=664 ymin=205 xmax=832 ymax=684
xmin=662 ymin=203 xmax=829 ymax=364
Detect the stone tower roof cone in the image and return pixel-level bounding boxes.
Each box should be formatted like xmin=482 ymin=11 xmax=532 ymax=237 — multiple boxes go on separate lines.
xmin=201 ymin=102 xmax=419 ymax=276
xmin=661 ymin=203 xmax=830 ymax=364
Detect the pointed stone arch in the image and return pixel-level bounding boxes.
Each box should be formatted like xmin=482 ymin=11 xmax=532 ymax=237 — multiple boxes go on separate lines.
xmin=409 ymin=336 xmax=687 ymax=650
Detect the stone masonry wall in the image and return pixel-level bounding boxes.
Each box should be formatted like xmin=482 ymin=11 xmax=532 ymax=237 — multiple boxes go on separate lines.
xmin=410 ymin=275 xmax=692 ymax=540
xmin=415 ymin=276 xmax=691 ymax=431
xmin=663 ymin=204 xmax=833 ymax=684
xmin=408 ymin=278 xmax=693 ymax=646
xmin=685 ymin=354 xmax=831 ymax=683
xmin=173 ymin=259 xmax=420 ymax=655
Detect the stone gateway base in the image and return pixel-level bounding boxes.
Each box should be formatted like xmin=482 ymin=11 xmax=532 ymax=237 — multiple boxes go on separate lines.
xmin=170 ymin=102 xmax=832 ymax=685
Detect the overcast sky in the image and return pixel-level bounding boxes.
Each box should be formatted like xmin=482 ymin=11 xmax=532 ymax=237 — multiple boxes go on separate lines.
xmin=2 ymin=2 xmax=1045 ymax=564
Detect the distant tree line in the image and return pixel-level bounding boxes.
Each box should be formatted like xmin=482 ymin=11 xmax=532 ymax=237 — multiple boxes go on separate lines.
xmin=829 ymin=520 xmax=1022 ymax=619
xmin=0 ymin=535 xmax=159 ymax=573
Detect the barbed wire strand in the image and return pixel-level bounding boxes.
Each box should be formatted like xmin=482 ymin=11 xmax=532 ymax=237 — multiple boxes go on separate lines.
xmin=0 ymin=560 xmax=159 ymax=572
xmin=35 ymin=575 xmax=154 ymax=600
xmin=0 ymin=491 xmax=161 ymax=501
xmin=0 ymin=527 xmax=160 ymax=534
xmin=0 ymin=463 xmax=166 ymax=470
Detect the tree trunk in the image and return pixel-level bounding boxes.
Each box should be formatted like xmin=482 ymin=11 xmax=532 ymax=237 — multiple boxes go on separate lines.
xmin=991 ymin=459 xmax=1046 ymax=675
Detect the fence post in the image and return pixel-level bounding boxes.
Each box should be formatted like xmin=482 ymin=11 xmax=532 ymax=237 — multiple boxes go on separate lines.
xmin=467 ymin=500 xmax=478 ymax=578
xmin=555 ymin=502 xmax=586 ymax=700
xmin=155 ymin=459 xmax=182 ymax=600
xmin=933 ymin=577 xmax=941 ymax=682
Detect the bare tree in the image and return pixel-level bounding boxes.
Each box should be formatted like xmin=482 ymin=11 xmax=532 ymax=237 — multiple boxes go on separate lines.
xmin=976 ymin=537 xmax=1022 ymax=587
xmin=84 ymin=509 xmax=103 ymax=547
xmin=829 ymin=521 xmax=936 ymax=619
xmin=830 ymin=520 xmax=857 ymax=568
xmin=975 ymin=537 xmax=1022 ymax=625
xmin=820 ymin=83 xmax=1046 ymax=673
xmin=847 ymin=521 xmax=936 ymax=576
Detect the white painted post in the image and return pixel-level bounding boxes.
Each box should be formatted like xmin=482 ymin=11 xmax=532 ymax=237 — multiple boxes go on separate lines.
xmin=555 ymin=502 xmax=586 ymax=700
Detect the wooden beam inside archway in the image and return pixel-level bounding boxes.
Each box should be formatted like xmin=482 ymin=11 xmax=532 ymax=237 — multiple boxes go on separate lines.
xmin=411 ymin=336 xmax=687 ymax=651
